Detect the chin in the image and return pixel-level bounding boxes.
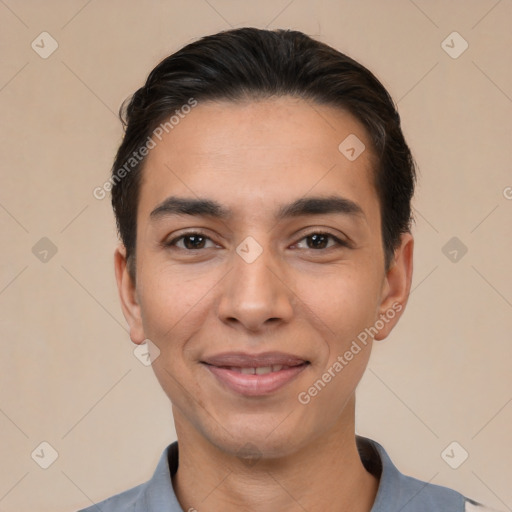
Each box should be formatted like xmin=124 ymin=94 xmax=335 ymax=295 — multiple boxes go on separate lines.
xmin=204 ymin=414 xmax=311 ymax=461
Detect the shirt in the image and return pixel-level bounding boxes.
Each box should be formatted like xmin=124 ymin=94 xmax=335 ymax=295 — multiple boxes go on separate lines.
xmin=78 ymin=436 xmax=498 ymax=511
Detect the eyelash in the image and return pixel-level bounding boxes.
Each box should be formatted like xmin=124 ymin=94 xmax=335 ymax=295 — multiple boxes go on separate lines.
xmin=164 ymin=230 xmax=349 ymax=252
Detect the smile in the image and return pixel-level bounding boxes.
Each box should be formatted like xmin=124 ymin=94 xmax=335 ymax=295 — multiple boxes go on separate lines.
xmin=202 ymin=357 xmax=309 ymax=396
xmin=226 ymin=365 xmax=289 ymax=375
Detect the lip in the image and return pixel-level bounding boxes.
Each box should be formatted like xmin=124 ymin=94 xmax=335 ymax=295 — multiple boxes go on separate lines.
xmin=201 ymin=351 xmax=309 ymax=397
xmin=202 ymin=351 xmax=308 ymax=367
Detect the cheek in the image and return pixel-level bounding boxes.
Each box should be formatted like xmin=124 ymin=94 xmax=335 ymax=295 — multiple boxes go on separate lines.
xmin=294 ymin=264 xmax=381 ymax=344
xmin=137 ymin=262 xmax=219 ymax=339
xmin=137 ymin=271 xmax=212 ymax=407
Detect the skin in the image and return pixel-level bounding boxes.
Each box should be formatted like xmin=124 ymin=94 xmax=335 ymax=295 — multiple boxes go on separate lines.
xmin=115 ymin=96 xmax=414 ymax=512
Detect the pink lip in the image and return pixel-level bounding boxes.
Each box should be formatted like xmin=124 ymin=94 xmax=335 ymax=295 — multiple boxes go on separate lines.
xmin=205 ymin=364 xmax=308 ymax=396
xmin=202 ymin=351 xmax=309 ymax=397
xmin=202 ymin=351 xmax=307 ymax=368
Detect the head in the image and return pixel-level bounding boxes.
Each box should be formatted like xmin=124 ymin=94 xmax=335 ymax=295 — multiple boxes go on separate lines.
xmin=112 ymin=27 xmax=415 ymax=280
xmin=113 ymin=28 xmax=415 ymax=460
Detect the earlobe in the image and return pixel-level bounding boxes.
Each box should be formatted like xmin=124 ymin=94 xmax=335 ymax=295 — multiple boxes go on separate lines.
xmin=374 ymin=233 xmax=414 ymax=341
xmin=114 ymin=244 xmax=146 ymax=345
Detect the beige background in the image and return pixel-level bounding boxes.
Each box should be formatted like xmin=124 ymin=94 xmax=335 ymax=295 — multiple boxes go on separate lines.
xmin=1 ymin=1 xmax=511 ymax=511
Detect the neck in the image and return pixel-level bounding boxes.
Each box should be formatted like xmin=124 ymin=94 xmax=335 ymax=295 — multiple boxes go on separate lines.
xmin=171 ymin=398 xmax=379 ymax=512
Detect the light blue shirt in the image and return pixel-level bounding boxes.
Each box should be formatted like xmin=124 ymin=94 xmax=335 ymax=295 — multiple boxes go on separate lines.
xmin=78 ymin=436 xmax=496 ymax=511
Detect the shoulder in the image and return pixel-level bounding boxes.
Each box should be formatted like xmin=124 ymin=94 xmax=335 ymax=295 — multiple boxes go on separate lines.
xmin=357 ymin=436 xmax=500 ymax=512
xmin=76 ymin=442 xmax=182 ymax=512
xmin=77 ymin=483 xmax=143 ymax=512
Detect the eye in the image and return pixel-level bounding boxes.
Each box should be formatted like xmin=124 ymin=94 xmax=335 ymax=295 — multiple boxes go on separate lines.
xmin=164 ymin=230 xmax=349 ymax=252
xmin=165 ymin=231 xmax=217 ymax=250
xmin=292 ymin=231 xmax=348 ymax=250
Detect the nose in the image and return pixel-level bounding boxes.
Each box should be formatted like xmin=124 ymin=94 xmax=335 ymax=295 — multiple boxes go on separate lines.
xmin=216 ymin=239 xmax=294 ymax=333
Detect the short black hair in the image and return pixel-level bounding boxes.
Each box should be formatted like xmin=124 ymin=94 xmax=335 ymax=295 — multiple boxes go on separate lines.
xmin=111 ymin=27 xmax=416 ymax=278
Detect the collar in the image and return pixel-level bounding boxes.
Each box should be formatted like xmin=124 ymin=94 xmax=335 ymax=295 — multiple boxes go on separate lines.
xmin=131 ymin=435 xmax=466 ymax=511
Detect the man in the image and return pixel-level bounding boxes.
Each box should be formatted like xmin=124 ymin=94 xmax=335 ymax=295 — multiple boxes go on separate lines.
xmin=81 ymin=27 xmax=497 ymax=512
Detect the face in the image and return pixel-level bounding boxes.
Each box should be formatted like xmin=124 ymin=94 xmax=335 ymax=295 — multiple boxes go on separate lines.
xmin=115 ymin=96 xmax=413 ymax=459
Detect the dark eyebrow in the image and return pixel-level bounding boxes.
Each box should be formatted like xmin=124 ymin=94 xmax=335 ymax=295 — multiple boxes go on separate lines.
xmin=150 ymin=195 xmax=365 ymax=221
xmin=276 ymin=195 xmax=364 ymax=220
xmin=150 ymin=196 xmax=231 ymax=219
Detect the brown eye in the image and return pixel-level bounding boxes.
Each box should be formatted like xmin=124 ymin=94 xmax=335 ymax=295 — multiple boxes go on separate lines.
xmin=166 ymin=232 xmax=216 ymax=250
xmin=294 ymin=232 xmax=348 ymax=250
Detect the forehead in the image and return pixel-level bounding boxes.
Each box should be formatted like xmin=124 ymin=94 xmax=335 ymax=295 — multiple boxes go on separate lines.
xmin=137 ymin=96 xmax=380 ymax=228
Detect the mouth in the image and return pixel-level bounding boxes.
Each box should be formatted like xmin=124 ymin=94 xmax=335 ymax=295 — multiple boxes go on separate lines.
xmin=221 ymin=364 xmax=298 ymax=375
xmin=201 ymin=352 xmax=310 ymax=396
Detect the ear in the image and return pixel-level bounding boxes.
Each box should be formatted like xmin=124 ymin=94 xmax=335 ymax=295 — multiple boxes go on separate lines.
xmin=374 ymin=232 xmax=414 ymax=341
xmin=114 ymin=244 xmax=145 ymax=345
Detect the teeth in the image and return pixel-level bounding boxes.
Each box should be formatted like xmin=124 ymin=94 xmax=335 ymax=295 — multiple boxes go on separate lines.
xmin=255 ymin=366 xmax=273 ymax=375
xmin=229 ymin=365 xmax=287 ymax=374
